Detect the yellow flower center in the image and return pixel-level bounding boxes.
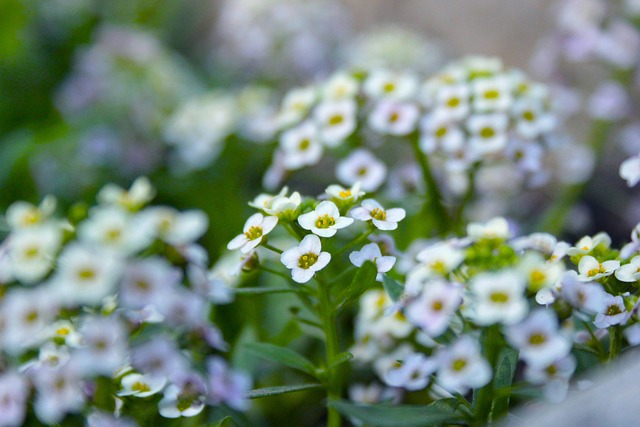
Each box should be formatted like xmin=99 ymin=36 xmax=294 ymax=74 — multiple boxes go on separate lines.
xmin=56 ymin=327 xmax=70 ymax=336
xmin=383 ymin=82 xmax=396 ymax=93
xmin=430 ymin=260 xmax=447 ymax=274
xmin=370 ymin=208 xmax=387 ymax=221
xmin=244 ymin=226 xmax=263 ymax=240
xmin=480 ymin=127 xmax=496 ymax=139
xmin=328 ymin=114 xmax=344 ymax=126
xmin=529 ymin=332 xmax=546 ymax=346
xmin=522 ymin=110 xmax=535 ymax=122
xmin=587 ymin=263 xmax=606 ymax=277
xmin=298 ymin=253 xmax=319 ymax=269
xmin=132 ymin=381 xmax=151 ymax=393
xmin=298 ymin=138 xmax=311 ymax=151
xmin=606 ymin=304 xmax=622 ymax=316
xmin=24 ymin=310 xmax=39 ymax=324
xmin=105 ymin=228 xmax=122 ymax=242
xmin=357 ymin=167 xmax=368 ymax=176
xmin=431 ymin=300 xmax=444 ymax=311
xmin=388 ymin=111 xmax=400 ymax=123
xmin=77 ymin=268 xmax=96 ymax=281
xmin=339 ymin=190 xmax=352 ymax=199
xmin=530 ymin=270 xmax=546 ymax=286
xmin=489 ymin=292 xmax=509 ymax=304
xmin=446 ymin=97 xmax=460 ymax=108
xmin=451 ymin=358 xmax=467 ymax=371
xmin=23 ymin=246 xmax=40 ymax=259
xmin=316 ymin=214 xmax=336 ymax=229
xmin=484 ymin=89 xmax=500 ymax=99
xmin=21 ymin=210 xmax=41 ymax=226
xmin=435 ymin=126 xmax=448 ymax=138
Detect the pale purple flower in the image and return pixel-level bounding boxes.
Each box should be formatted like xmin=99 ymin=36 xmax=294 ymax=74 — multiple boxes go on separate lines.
xmin=405 ymin=280 xmax=462 ymax=337
xmin=206 ymin=356 xmax=252 ymax=411
xmin=594 ymin=294 xmax=627 ymax=329
xmin=383 ymin=352 xmax=437 ymax=391
xmin=31 ymin=362 xmax=85 ymax=424
xmin=156 ymin=288 xmax=207 ymax=328
xmin=587 ymin=81 xmax=630 ymax=121
xmin=131 ymin=337 xmax=189 ymax=380
xmin=559 ymin=271 xmax=607 ymax=313
xmin=349 ymin=243 xmax=396 ymax=281
xmin=524 ymin=355 xmax=576 ymax=403
xmin=435 ymin=335 xmax=492 ymax=394
xmin=368 ymin=101 xmax=420 ymax=136
xmin=119 ymin=257 xmax=181 ymax=309
xmin=74 ymin=316 xmax=128 ymax=376
xmin=0 ymin=371 xmax=29 ymax=427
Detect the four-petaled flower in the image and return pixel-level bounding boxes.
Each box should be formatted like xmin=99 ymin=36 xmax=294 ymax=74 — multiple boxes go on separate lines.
xmin=281 ymin=235 xmax=331 ymax=283
xmin=298 ymin=201 xmax=354 ymax=237
xmin=350 ymin=199 xmax=406 ymax=231
xmin=227 ymin=213 xmax=278 ymax=253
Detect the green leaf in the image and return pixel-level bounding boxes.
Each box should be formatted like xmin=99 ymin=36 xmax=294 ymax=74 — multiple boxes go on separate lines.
xmin=382 ymin=275 xmax=404 ymax=302
xmin=246 ymin=383 xmax=323 ymax=399
xmin=490 ymin=346 xmax=518 ymax=422
xmin=338 ymin=261 xmax=378 ymax=309
xmin=210 ymin=416 xmax=232 ymax=427
xmin=329 ymin=400 xmax=466 ymax=426
xmin=244 ymin=342 xmax=317 ymax=377
xmin=328 ymin=352 xmax=353 ymax=370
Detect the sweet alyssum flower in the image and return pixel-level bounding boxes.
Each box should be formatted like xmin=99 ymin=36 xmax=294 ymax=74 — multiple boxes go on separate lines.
xmin=336 ymin=149 xmax=387 ymax=192
xmin=405 ymin=280 xmax=462 ymax=337
xmin=97 ymin=177 xmax=155 ymax=211
xmin=594 ymin=294 xmax=628 ymax=329
xmin=615 ymin=255 xmax=640 ymax=282
xmin=566 ymin=232 xmax=611 ymax=256
xmin=469 ymin=270 xmax=528 ymax=326
xmin=368 ymin=100 xmax=420 ymax=136
xmin=279 ymin=121 xmax=324 ymax=170
xmin=620 ymin=153 xmax=640 ymax=187
xmin=559 ymin=271 xmax=607 ymax=314
xmin=227 ymin=213 xmax=278 ymax=253
xmin=350 ymin=199 xmax=406 ymax=231
xmin=5 ymin=196 xmax=57 ymax=230
xmin=7 ymin=224 xmax=61 ymax=284
xmin=577 ymin=255 xmax=620 ymax=281
xmin=313 ymin=99 xmax=357 ymax=146
xmin=118 ymin=373 xmax=166 ymax=397
xmin=280 ymin=234 xmax=331 ymax=283
xmin=383 ymin=352 xmax=436 ymax=391
xmin=0 ymin=371 xmax=29 ymax=427
xmin=435 ymin=335 xmax=492 ymax=394
xmin=140 ymin=207 xmax=208 ymax=247
xmin=349 ymin=243 xmax=396 ymax=281
xmin=466 ymin=216 xmax=511 ymax=242
xmin=298 ymin=201 xmax=353 ymax=237
xmin=325 ymin=182 xmax=365 ymax=204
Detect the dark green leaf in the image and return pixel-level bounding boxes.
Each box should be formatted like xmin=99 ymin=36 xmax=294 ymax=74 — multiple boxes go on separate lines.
xmin=490 ymin=346 xmax=518 ymax=421
xmin=382 ymin=275 xmax=404 ymax=302
xmin=328 ymin=352 xmax=353 ymax=370
xmin=329 ymin=400 xmax=466 ymax=426
xmin=244 ymin=342 xmax=317 ymax=377
xmin=210 ymin=416 xmax=232 ymax=427
xmin=246 ymin=383 xmax=323 ymax=399
xmin=338 ymin=261 xmax=377 ymax=309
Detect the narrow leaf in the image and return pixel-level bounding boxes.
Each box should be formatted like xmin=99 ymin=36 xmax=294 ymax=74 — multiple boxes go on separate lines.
xmin=382 ymin=275 xmax=404 ymax=302
xmin=210 ymin=416 xmax=232 ymax=427
xmin=246 ymin=383 xmax=323 ymax=399
xmin=329 ymin=400 xmax=465 ymax=426
xmin=235 ymin=287 xmax=301 ymax=295
xmin=490 ymin=346 xmax=518 ymax=421
xmin=244 ymin=342 xmax=317 ymax=377
xmin=338 ymin=261 xmax=378 ymax=309
xmin=328 ymin=352 xmax=353 ymax=370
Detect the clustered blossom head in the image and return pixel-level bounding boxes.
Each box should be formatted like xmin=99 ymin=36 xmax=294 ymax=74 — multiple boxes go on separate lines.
xmin=350 ymin=216 xmax=640 ymax=403
xmin=0 ymin=178 xmax=251 ymax=424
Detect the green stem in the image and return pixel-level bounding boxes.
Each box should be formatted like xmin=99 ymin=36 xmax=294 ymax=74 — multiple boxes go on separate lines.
xmin=262 ymin=242 xmax=283 ymax=254
xmin=609 ymin=326 xmax=622 ymax=363
xmin=316 ymin=277 xmax=342 ymax=427
xmin=258 ymin=265 xmax=292 ymax=281
xmin=283 ymin=222 xmax=305 ymax=241
xmin=455 ymin=164 xmax=478 ymax=234
xmin=333 ymin=228 xmax=374 ymax=257
xmin=410 ymin=134 xmax=449 ymax=236
xmin=473 ymin=325 xmax=501 ymax=425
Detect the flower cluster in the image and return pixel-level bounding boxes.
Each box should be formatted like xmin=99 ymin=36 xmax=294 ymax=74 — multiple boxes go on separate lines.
xmin=0 ymin=178 xmax=250 ymax=426
xmin=352 ymin=217 xmax=640 ymax=403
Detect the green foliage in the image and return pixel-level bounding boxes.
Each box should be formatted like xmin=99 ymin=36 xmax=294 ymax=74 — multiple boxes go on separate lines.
xmin=329 ymin=400 xmax=467 ymax=426
xmin=337 ymin=260 xmax=378 ymax=309
xmin=382 ymin=274 xmax=404 ymax=302
xmin=243 ymin=342 xmax=317 ymax=378
xmin=246 ymin=383 xmax=323 ymax=399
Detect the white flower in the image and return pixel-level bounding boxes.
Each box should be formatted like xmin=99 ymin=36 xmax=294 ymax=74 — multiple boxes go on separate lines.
xmin=350 ymin=199 xmax=406 ymax=231
xmin=419 ymin=114 xmax=465 ymax=154
xmin=524 ymin=355 xmax=576 ymax=403
xmin=118 ymin=373 xmax=166 ymax=397
xmin=567 ymin=232 xmax=611 ymax=256
xmin=349 ymin=243 xmax=396 ymax=281
xmin=262 ymin=189 xmax=302 ymax=217
xmin=313 ymin=99 xmax=357 ymax=146
xmin=472 ymin=76 xmax=512 ymax=112
xmin=615 ymin=256 xmax=640 ymax=282
xmin=5 ymin=196 xmax=57 ymax=230
xmin=512 ymin=98 xmax=555 ymax=139
xmin=518 ymin=252 xmax=565 ymax=292
xmin=577 ymin=256 xmax=619 ymax=281
xmin=469 ymin=270 xmax=528 ymax=326
xmin=368 ymin=101 xmax=420 ymax=136
xmin=436 ymin=335 xmax=492 ymax=394
xmin=593 ymin=294 xmax=628 ymax=329
xmin=119 ymin=257 xmax=181 ymax=309
xmin=505 ymin=309 xmax=572 ymax=368
xmin=279 ymin=121 xmax=323 ymax=170
xmin=433 ymin=84 xmax=470 ymax=121
xmin=140 ymin=207 xmax=208 ymax=246
xmin=383 ymin=352 xmax=436 ymax=390
xmin=280 ymin=235 xmax=331 ymax=283
xmin=8 ymin=225 xmax=61 ymax=284
xmin=74 ymin=316 xmax=127 ymax=376
xmin=0 ymin=289 xmax=57 ymax=354
xmin=322 ymin=72 xmax=359 ymax=100
xmin=51 ymin=243 xmax=123 ymax=306
xmin=559 ymin=271 xmax=607 ymax=313
xmin=97 ymin=177 xmax=155 ymax=211
xmin=325 ymin=182 xmax=365 ymax=204
xmin=298 ymin=201 xmax=353 ymax=238
xmin=336 ymin=149 xmax=387 ymax=192
xmin=363 ymin=69 xmax=418 ymax=100
xmin=278 ymin=86 xmax=317 ymax=128
xmin=620 ymin=154 xmax=640 ymax=187
xmin=158 ymin=384 xmax=205 ymax=418
xmin=467 ymin=217 xmax=511 ymax=242
xmin=78 ymin=206 xmax=154 ymax=256
xmin=405 ymin=280 xmax=462 ymax=337
xmin=415 ymin=241 xmax=465 ymax=277
xmin=466 ymin=113 xmax=509 ymax=155
xmin=511 ymin=232 xmax=558 ymax=255
xmin=227 ymin=213 xmax=278 ymax=253
xmin=32 ymin=363 xmax=84 ymax=424
xmin=0 ymin=371 xmax=29 ymax=427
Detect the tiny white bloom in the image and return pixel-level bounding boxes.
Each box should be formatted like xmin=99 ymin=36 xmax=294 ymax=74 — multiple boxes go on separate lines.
xmin=620 ymin=154 xmax=640 ymax=187
xmin=566 ymin=232 xmax=611 ymax=256
xmin=363 ymin=69 xmax=418 ymax=100
xmin=593 ymin=294 xmax=628 ymax=329
xmin=314 ymin=99 xmax=357 ymax=146
xmin=467 ymin=217 xmax=511 ymax=242
xmin=350 ymin=199 xmax=406 ymax=231
xmin=280 ymin=235 xmax=331 ymax=283
xmin=349 ymin=243 xmax=396 ymax=281
xmin=415 ymin=241 xmax=465 ymax=277
xmin=336 ymin=149 xmax=387 ymax=192
xmin=466 ymin=113 xmax=509 ymax=155
xmin=158 ymin=384 xmax=205 ymax=418
xmin=383 ymin=352 xmax=437 ymax=390
xmin=436 ymin=335 xmax=492 ymax=394
xmin=368 ymin=101 xmax=420 ymax=136
xmin=322 ymin=72 xmax=359 ymax=100
xmin=559 ymin=271 xmax=607 ymax=313
xmin=5 ymin=196 xmax=57 ymax=230
xmin=279 ymin=121 xmax=323 ymax=170
xmin=469 ymin=270 xmax=528 ymax=326
xmin=141 ymin=207 xmax=208 ymax=246
xmin=298 ymin=201 xmax=353 ymax=238
xmin=227 ymin=213 xmax=278 ymax=253
xmin=8 ymin=225 xmax=61 ymax=284
xmin=615 ymin=256 xmax=640 ymax=282
xmin=434 ymin=84 xmax=470 ymax=121
xmin=518 ymin=252 xmax=565 ymax=292
xmin=405 ymin=280 xmax=462 ymax=337
xmin=419 ymin=113 xmax=465 ymax=154
xmin=263 ymin=189 xmax=302 ymax=217
xmin=325 ymin=182 xmax=365 ymax=204
xmin=577 ymin=255 xmax=619 ymax=281
xmin=278 ymin=86 xmax=317 ymax=128
xmin=472 ymin=76 xmax=512 ymax=112
xmin=524 ymin=355 xmax=576 ymax=403
xmin=118 ymin=373 xmax=166 ymax=397
xmin=97 ymin=177 xmax=156 ymax=211
xmin=506 ymin=309 xmax=572 ymax=368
